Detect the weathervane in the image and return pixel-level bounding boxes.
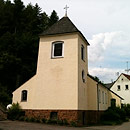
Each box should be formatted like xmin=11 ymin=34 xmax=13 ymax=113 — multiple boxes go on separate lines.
xmin=64 ymin=5 xmax=69 ymax=17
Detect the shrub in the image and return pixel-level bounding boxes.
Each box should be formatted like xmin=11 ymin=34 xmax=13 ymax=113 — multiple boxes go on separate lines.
xmin=42 ymin=118 xmax=47 ymax=123
xmin=18 ymin=116 xmax=25 ymax=121
xmin=24 ymin=117 xmax=30 ymax=122
xmin=57 ymin=120 xmax=63 ymax=125
xmin=63 ymin=119 xmax=69 ymax=125
xmin=70 ymin=121 xmax=77 ymax=127
xmin=122 ymin=104 xmax=130 ymax=118
xmin=7 ymin=103 xmax=23 ymax=120
xmin=101 ymin=108 xmax=120 ymax=121
xmin=101 ymin=106 xmax=128 ymax=125
xmin=36 ymin=119 xmax=41 ymax=123
xmin=30 ymin=117 xmax=36 ymax=122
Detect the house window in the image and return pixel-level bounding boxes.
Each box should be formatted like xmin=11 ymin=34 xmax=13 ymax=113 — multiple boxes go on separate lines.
xmin=102 ymin=91 xmax=104 ymax=104
xmin=111 ymin=98 xmax=116 ymax=108
xmin=82 ymin=70 xmax=85 ymax=83
xmin=21 ymin=90 xmax=27 ymax=101
xmin=50 ymin=112 xmax=57 ymax=120
xmin=117 ymin=85 xmax=120 ymax=91
xmin=99 ymin=89 xmax=101 ymax=103
xmin=81 ymin=45 xmax=85 ymax=61
xmin=52 ymin=41 xmax=64 ymax=58
xmin=125 ymin=85 xmax=129 ymax=90
xmin=105 ymin=93 xmax=107 ymax=104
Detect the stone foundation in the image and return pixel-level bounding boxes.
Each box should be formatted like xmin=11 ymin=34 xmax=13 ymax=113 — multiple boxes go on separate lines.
xmin=24 ymin=109 xmax=104 ymax=126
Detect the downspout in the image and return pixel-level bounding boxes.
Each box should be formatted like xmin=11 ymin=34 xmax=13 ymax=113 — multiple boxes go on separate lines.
xmin=97 ymin=82 xmax=99 ymax=111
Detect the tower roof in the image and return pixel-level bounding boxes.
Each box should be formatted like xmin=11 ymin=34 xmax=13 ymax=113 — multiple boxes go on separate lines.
xmin=40 ymin=17 xmax=89 ymax=45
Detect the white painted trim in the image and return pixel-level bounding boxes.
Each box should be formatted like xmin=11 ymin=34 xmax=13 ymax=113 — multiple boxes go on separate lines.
xmin=51 ymin=41 xmax=64 ymax=58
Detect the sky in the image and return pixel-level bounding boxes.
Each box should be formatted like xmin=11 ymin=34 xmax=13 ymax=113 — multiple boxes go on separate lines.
xmin=11 ymin=0 xmax=130 ymax=83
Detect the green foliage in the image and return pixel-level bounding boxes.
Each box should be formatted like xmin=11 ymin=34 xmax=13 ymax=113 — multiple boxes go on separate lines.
xmin=122 ymin=104 xmax=130 ymax=117
xmin=101 ymin=106 xmax=127 ymax=125
xmin=30 ymin=117 xmax=36 ymax=122
xmin=18 ymin=116 xmax=25 ymax=121
xmin=0 ymin=84 xmax=11 ymax=107
xmin=24 ymin=117 xmax=30 ymax=122
xmin=62 ymin=119 xmax=69 ymax=125
xmin=36 ymin=119 xmax=41 ymax=123
xmin=42 ymin=118 xmax=47 ymax=123
xmin=57 ymin=120 xmax=63 ymax=125
xmin=0 ymin=0 xmax=59 ymax=107
xmin=101 ymin=107 xmax=120 ymax=121
xmin=7 ymin=103 xmax=23 ymax=120
xmin=49 ymin=10 xmax=59 ymax=26
xmin=70 ymin=121 xmax=77 ymax=127
xmin=46 ymin=119 xmax=57 ymax=124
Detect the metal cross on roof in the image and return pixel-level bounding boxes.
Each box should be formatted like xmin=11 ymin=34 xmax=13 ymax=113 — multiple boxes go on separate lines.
xmin=64 ymin=5 xmax=69 ymax=17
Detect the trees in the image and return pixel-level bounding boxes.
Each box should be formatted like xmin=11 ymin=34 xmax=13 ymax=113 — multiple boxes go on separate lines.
xmin=0 ymin=0 xmax=59 ymax=106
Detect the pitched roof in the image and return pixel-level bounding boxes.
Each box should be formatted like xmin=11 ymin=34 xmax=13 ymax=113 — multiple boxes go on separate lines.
xmin=87 ymin=74 xmax=123 ymax=100
xmin=40 ymin=16 xmax=89 ymax=45
xmin=105 ymin=82 xmax=115 ymax=89
xmin=122 ymin=73 xmax=130 ymax=80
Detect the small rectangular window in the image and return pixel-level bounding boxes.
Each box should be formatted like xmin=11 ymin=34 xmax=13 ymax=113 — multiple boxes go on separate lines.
xmin=102 ymin=91 xmax=104 ymax=104
xmin=52 ymin=42 xmax=64 ymax=58
xmin=50 ymin=112 xmax=57 ymax=120
xmin=117 ymin=85 xmax=120 ymax=91
xmin=81 ymin=45 xmax=85 ymax=61
xmin=21 ymin=90 xmax=27 ymax=101
xmin=99 ymin=89 xmax=101 ymax=103
xmin=125 ymin=85 xmax=129 ymax=90
xmin=82 ymin=70 xmax=85 ymax=83
xmin=105 ymin=93 xmax=107 ymax=104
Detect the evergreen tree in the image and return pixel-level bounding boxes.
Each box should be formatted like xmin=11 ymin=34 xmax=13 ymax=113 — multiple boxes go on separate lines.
xmin=0 ymin=0 xmax=59 ymax=106
xmin=49 ymin=10 xmax=59 ymax=26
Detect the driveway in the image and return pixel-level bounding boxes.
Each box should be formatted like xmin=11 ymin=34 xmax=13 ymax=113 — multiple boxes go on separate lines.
xmin=0 ymin=120 xmax=129 ymax=130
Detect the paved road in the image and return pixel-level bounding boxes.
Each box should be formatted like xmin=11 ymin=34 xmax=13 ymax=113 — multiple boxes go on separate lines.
xmin=0 ymin=120 xmax=129 ymax=130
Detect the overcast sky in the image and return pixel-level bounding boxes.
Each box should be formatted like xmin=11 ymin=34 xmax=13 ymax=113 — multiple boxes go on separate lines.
xmin=11 ymin=0 xmax=130 ymax=83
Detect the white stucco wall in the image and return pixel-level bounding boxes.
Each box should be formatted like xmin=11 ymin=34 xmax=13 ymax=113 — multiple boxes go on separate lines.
xmin=78 ymin=35 xmax=88 ymax=110
xmin=111 ymin=74 xmax=130 ymax=104
xmin=13 ymin=33 xmax=88 ymax=110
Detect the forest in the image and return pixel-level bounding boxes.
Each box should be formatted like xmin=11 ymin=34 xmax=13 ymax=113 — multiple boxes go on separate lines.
xmin=0 ymin=0 xmax=59 ymax=107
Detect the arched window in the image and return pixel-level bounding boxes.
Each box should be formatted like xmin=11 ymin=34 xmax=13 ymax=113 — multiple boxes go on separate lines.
xmin=52 ymin=41 xmax=64 ymax=58
xmin=82 ymin=70 xmax=85 ymax=83
xmin=81 ymin=45 xmax=85 ymax=61
xmin=21 ymin=90 xmax=27 ymax=101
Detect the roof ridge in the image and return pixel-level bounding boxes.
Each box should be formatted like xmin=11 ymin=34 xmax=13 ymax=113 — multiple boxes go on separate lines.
xmin=40 ymin=16 xmax=90 ymax=45
xmin=122 ymin=73 xmax=130 ymax=80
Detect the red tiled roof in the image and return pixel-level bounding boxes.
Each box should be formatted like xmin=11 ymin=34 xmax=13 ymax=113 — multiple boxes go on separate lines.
xmin=122 ymin=73 xmax=130 ymax=80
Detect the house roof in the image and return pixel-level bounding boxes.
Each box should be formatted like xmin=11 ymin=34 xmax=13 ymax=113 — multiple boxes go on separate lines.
xmin=87 ymin=74 xmax=124 ymax=100
xmin=40 ymin=16 xmax=90 ymax=45
xmin=105 ymin=82 xmax=115 ymax=89
xmin=109 ymin=73 xmax=130 ymax=89
xmin=122 ymin=73 xmax=130 ymax=80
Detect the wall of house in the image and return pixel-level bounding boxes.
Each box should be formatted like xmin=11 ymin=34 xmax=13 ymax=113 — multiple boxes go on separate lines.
xmin=13 ymin=33 xmax=80 ymax=110
xmin=108 ymin=91 xmax=121 ymax=107
xmin=78 ymin=34 xmax=88 ymax=110
xmin=13 ymin=75 xmax=37 ymax=109
xmin=87 ymin=76 xmax=97 ymax=110
xmin=98 ymin=84 xmax=109 ymax=110
xmin=111 ymin=74 xmax=130 ymax=104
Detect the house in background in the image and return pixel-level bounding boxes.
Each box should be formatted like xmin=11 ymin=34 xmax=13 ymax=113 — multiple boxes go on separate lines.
xmin=12 ymin=16 xmax=123 ymax=125
xmin=109 ymin=73 xmax=130 ymax=104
